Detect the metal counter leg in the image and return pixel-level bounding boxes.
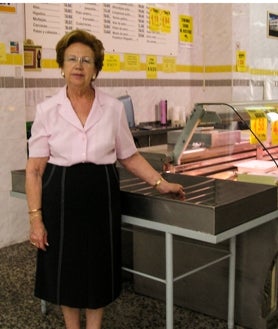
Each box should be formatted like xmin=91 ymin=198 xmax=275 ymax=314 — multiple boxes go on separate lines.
xmin=41 ymin=299 xmax=47 ymax=314
xmin=165 ymin=232 xmax=173 ymax=329
xmin=228 ymin=236 xmax=236 ymax=329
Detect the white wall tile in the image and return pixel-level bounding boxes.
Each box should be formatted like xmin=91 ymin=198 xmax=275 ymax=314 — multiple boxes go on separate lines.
xmin=0 ymin=190 xmax=28 ymax=248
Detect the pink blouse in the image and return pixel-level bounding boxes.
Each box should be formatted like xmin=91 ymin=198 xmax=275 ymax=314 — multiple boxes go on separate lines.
xmin=28 ymin=86 xmax=137 ymax=166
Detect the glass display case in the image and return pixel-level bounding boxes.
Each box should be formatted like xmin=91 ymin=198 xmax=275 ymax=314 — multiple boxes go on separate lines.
xmin=139 ymin=100 xmax=278 ymax=179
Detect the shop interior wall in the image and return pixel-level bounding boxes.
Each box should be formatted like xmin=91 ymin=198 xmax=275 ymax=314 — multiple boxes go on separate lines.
xmin=1 ymin=3 xmax=278 ymax=248
xmin=0 ymin=5 xmax=28 ymax=248
xmin=249 ymin=3 xmax=278 ymax=100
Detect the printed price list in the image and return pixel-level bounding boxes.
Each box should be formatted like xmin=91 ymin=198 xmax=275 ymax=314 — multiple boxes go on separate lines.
xmin=25 ymin=3 xmax=178 ymax=55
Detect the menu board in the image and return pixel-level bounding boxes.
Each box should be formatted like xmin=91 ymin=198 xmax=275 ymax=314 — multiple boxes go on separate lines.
xmin=25 ymin=3 xmax=178 ymax=56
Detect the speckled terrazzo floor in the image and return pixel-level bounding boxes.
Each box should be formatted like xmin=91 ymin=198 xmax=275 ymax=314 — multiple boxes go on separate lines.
xmin=0 ymin=241 xmax=247 ymax=329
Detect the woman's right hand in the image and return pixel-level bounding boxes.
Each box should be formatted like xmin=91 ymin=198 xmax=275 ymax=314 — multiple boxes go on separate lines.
xmin=30 ymin=217 xmax=49 ymax=251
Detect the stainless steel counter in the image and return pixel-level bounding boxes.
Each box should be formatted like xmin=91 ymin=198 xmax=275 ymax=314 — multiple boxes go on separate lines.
xmin=11 ymin=165 xmax=278 ymax=329
xmin=120 ymin=169 xmax=277 ymax=234
xmin=12 ymin=168 xmax=278 ymax=235
xmin=117 ymin=165 xmax=278 ymax=329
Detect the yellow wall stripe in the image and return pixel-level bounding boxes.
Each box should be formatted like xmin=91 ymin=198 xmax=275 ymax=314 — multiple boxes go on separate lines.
xmin=205 ymin=65 xmax=233 ymax=73
xmin=0 ymin=54 xmax=23 ymax=65
xmin=177 ymin=65 xmax=204 ymax=73
xmin=250 ymin=68 xmax=278 ymax=76
xmin=2 ymin=54 xmax=278 ymax=76
xmin=41 ymin=59 xmax=59 ymax=69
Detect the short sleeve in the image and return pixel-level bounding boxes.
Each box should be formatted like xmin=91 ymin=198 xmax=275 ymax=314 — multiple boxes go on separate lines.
xmin=28 ymin=105 xmax=50 ymax=158
xmin=115 ymin=105 xmax=137 ymax=160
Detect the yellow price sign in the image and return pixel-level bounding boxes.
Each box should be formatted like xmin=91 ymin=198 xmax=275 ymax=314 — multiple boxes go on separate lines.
xmin=162 ymin=56 xmax=176 ymax=73
xmin=146 ymin=55 xmax=157 ymax=79
xmin=149 ymin=7 xmax=160 ymax=32
xmin=161 ymin=10 xmax=171 ymax=33
xmin=247 ymin=109 xmax=267 ymax=144
xmin=102 ymin=54 xmax=120 ymax=72
xmin=124 ymin=54 xmax=140 ymax=71
xmin=271 ymin=121 xmax=278 ymax=145
xmin=149 ymin=7 xmax=171 ymax=33
xmin=236 ymin=50 xmax=247 ymax=72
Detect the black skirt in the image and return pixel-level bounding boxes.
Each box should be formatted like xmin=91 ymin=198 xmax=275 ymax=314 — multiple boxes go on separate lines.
xmin=34 ymin=162 xmax=122 ymax=309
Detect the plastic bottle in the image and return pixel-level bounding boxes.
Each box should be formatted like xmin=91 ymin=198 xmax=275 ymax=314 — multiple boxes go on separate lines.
xmin=160 ymin=100 xmax=167 ymax=126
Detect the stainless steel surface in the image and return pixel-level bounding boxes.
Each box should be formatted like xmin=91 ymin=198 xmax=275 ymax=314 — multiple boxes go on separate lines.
xmin=119 ymin=169 xmax=278 ymax=235
xmin=11 ymin=169 xmax=26 ymax=193
xmin=184 ymin=178 xmax=216 ymax=203
xmin=12 ymin=168 xmax=277 ymax=236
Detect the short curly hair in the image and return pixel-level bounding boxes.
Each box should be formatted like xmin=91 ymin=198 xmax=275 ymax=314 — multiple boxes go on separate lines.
xmin=56 ymin=29 xmax=105 ymax=77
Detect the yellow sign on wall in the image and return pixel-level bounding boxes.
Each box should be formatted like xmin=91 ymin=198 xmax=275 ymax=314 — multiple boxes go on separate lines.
xmin=149 ymin=7 xmax=160 ymax=32
xmin=236 ymin=50 xmax=247 ymax=72
xmin=271 ymin=121 xmax=278 ymax=145
xmin=149 ymin=7 xmax=171 ymax=33
xmin=146 ymin=55 xmax=157 ymax=79
xmin=162 ymin=56 xmax=176 ymax=73
xmin=179 ymin=15 xmax=193 ymax=43
xmin=102 ymin=54 xmax=120 ymax=72
xmin=161 ymin=10 xmax=171 ymax=33
xmin=124 ymin=54 xmax=140 ymax=71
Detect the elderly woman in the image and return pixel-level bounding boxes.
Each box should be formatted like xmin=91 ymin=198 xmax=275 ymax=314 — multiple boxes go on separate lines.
xmin=25 ymin=29 xmax=185 ymax=329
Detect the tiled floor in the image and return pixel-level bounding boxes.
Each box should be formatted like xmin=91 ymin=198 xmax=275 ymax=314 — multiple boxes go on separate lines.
xmin=0 ymin=241 xmax=247 ymax=329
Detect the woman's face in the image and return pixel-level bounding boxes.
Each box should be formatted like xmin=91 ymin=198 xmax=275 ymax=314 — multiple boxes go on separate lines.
xmin=63 ymin=42 xmax=97 ymax=89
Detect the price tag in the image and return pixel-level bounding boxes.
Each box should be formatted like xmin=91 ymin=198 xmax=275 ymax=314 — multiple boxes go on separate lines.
xmin=161 ymin=10 xmax=171 ymax=33
xmin=146 ymin=55 xmax=157 ymax=79
xmin=236 ymin=50 xmax=247 ymax=72
xmin=271 ymin=121 xmax=278 ymax=145
xmin=269 ymin=108 xmax=278 ymax=145
xmin=149 ymin=7 xmax=160 ymax=32
xmin=247 ymin=109 xmax=267 ymax=144
xmin=149 ymin=7 xmax=171 ymax=33
xmin=102 ymin=54 xmax=120 ymax=72
xmin=124 ymin=54 xmax=140 ymax=71
xmin=162 ymin=56 xmax=176 ymax=72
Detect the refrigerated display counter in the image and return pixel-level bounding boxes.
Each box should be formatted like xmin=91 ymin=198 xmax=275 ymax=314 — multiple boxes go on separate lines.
xmin=124 ymin=101 xmax=278 ymax=329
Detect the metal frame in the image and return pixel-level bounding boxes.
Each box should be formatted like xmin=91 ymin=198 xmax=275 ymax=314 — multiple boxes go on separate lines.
xmin=121 ymin=210 xmax=278 ymax=329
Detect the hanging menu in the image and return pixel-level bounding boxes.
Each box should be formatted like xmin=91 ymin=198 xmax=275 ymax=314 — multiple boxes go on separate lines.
xmin=25 ymin=3 xmax=178 ymax=56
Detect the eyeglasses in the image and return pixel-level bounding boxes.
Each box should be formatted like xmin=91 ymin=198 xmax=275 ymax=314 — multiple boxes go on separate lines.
xmin=64 ymin=55 xmax=95 ymax=66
